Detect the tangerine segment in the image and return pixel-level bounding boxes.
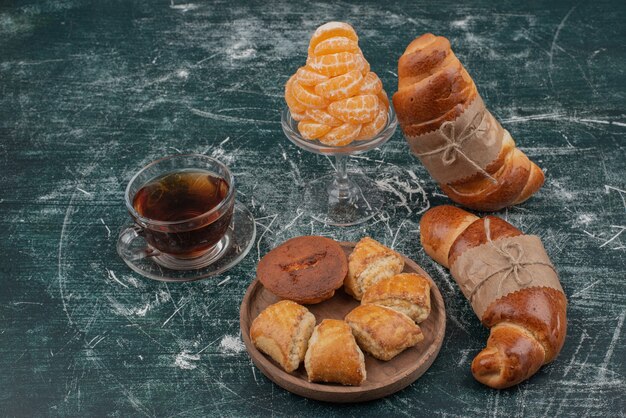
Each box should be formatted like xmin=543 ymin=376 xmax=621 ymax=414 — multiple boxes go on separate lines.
xmin=307 ymin=52 xmax=362 ymax=77
xmin=358 ymin=72 xmax=383 ymax=95
xmin=314 ymin=70 xmax=363 ymax=101
xmin=356 ymin=52 xmax=370 ymax=75
xmin=328 ymin=94 xmax=379 ymax=124
xmin=356 ymin=105 xmax=388 ymax=140
xmin=319 ymin=122 xmax=361 ymax=146
xmin=285 ymin=75 xmax=307 ymax=114
xmin=291 ymin=111 xmax=307 ymax=121
xmin=292 ymin=80 xmax=328 ymax=109
xmin=313 ymin=36 xmax=358 ymax=56
xmin=305 ymin=108 xmax=343 ymax=127
xmin=298 ymin=121 xmax=332 ymax=140
xmin=377 ymin=89 xmax=390 ymax=109
xmin=295 ymin=66 xmax=328 ymax=86
xmin=308 ymin=22 xmax=358 ymax=56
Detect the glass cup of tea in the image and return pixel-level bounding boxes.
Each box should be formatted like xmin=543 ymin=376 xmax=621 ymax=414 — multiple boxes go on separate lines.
xmin=117 ymin=154 xmax=256 ymax=281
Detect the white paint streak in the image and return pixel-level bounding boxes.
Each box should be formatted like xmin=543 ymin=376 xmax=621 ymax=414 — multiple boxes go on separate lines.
xmin=570 ymin=280 xmax=601 ymax=298
xmin=169 ymin=1 xmax=199 ymax=12
xmin=251 ymin=365 xmax=259 ymax=384
xmin=605 ymin=185 xmax=626 ymax=210
xmin=457 ymin=349 xmax=471 ymax=366
xmin=58 ymin=193 xmax=76 ymax=325
xmin=100 ymin=218 xmax=111 ymax=238
xmin=283 ymin=209 xmax=304 ymax=230
xmin=501 ymin=113 xmax=626 ymax=128
xmin=451 ymin=16 xmax=471 ymax=29
xmin=217 ymin=276 xmax=231 ymax=286
xmin=598 ymin=310 xmax=626 ymax=380
xmin=174 ymin=351 xmax=200 ymax=370
xmin=89 ymin=335 xmax=106 ymax=348
xmin=106 ymin=269 xmax=128 ymax=288
xmin=599 ymin=226 xmax=625 ymax=248
xmin=548 ymin=6 xmax=577 ymax=87
xmin=390 ymin=219 xmax=407 ymax=249
xmin=132 ymin=303 xmax=150 ymax=317
xmin=576 ymin=213 xmax=595 ymax=226
xmin=219 ymin=335 xmax=245 ymax=354
xmin=162 ymin=299 xmax=188 ymax=327
xmin=563 ymin=331 xmax=587 ymax=378
xmin=256 ymin=214 xmax=278 ymax=261
xmin=189 ymin=107 xmax=277 ymax=125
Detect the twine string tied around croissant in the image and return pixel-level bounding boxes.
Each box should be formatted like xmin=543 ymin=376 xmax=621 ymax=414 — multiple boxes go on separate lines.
xmin=467 ymin=218 xmax=557 ymax=303
xmin=416 ymin=109 xmax=497 ymax=184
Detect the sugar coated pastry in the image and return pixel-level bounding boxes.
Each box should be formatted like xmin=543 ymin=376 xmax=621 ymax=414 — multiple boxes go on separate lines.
xmin=344 ymin=237 xmax=404 ymax=300
xmin=304 ymin=319 xmax=366 ymax=386
xmin=285 ymin=22 xmax=390 ymax=146
xmin=345 ymin=304 xmax=423 ymax=361
xmin=251 ymin=300 xmax=316 ymax=373
xmin=361 ymin=273 xmax=431 ymax=323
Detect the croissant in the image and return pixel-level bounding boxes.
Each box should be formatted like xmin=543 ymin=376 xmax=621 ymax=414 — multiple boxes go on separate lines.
xmin=420 ymin=205 xmax=567 ymax=389
xmin=392 ymin=34 xmax=544 ymax=211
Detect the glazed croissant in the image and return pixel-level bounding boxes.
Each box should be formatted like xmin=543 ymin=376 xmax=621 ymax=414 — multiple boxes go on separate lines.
xmin=392 ymin=34 xmax=544 ymax=211
xmin=420 ymin=205 xmax=567 ymax=389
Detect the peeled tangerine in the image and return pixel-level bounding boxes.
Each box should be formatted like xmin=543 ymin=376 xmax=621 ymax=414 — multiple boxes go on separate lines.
xmin=284 ymin=22 xmax=389 ymax=146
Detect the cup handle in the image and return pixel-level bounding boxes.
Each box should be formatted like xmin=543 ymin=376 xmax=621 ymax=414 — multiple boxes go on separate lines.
xmin=117 ymin=225 xmax=160 ymax=261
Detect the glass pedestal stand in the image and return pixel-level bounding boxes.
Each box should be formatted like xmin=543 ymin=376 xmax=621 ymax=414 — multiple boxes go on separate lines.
xmin=281 ymin=107 xmax=398 ymax=226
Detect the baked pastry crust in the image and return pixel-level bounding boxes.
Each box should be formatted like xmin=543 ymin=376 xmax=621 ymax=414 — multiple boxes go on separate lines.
xmin=344 ymin=237 xmax=404 ymax=300
xmin=419 ymin=205 xmax=479 ymax=268
xmin=345 ymin=305 xmax=423 ymax=361
xmin=304 ymin=319 xmax=366 ymax=385
xmin=361 ymin=273 xmax=431 ymax=323
xmin=257 ymin=236 xmax=348 ymax=304
xmin=392 ymin=34 xmax=544 ymax=211
xmin=420 ymin=205 xmax=568 ymax=389
xmin=250 ymin=300 xmax=316 ymax=373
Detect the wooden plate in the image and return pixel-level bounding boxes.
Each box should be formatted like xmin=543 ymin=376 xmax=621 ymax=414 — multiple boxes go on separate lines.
xmin=240 ymin=242 xmax=446 ymax=403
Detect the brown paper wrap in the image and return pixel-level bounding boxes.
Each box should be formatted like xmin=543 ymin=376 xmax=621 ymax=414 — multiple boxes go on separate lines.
xmin=405 ymin=95 xmax=506 ymax=185
xmin=450 ymin=221 xmax=563 ymax=319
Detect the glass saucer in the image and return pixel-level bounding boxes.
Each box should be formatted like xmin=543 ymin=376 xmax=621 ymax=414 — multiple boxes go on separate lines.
xmin=117 ymin=200 xmax=256 ymax=282
xmin=281 ymin=106 xmax=397 ymax=226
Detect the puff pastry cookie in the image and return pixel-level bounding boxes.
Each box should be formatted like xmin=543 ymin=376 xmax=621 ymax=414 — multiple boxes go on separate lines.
xmin=304 ymin=319 xmax=366 ymax=386
xmin=361 ymin=273 xmax=431 ymax=323
xmin=250 ymin=300 xmax=316 ymax=373
xmin=345 ymin=304 xmax=423 ymax=361
xmin=344 ymin=237 xmax=404 ymax=300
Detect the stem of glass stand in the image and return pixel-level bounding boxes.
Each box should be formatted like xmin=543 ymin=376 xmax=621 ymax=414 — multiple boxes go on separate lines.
xmin=333 ymin=154 xmax=352 ymax=201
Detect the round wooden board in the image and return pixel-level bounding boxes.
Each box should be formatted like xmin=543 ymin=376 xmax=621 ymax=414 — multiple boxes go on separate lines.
xmin=240 ymin=242 xmax=446 ymax=403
